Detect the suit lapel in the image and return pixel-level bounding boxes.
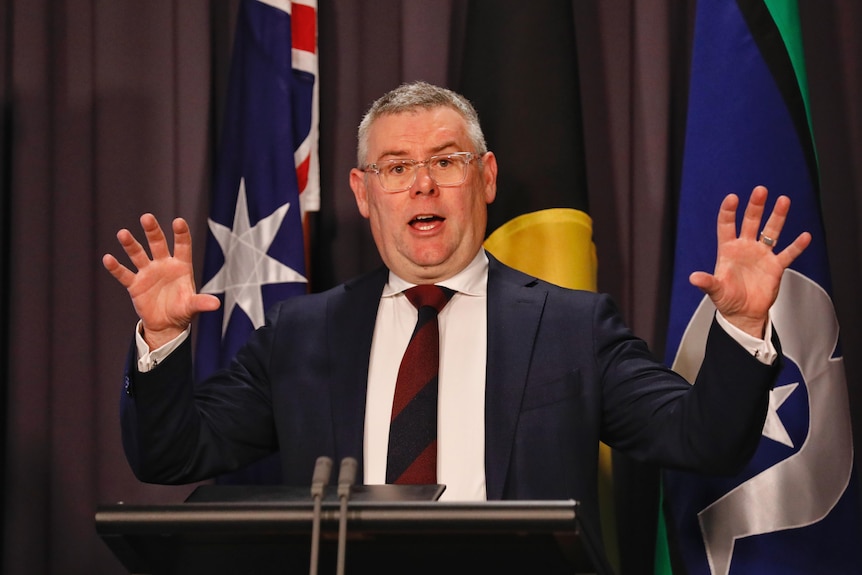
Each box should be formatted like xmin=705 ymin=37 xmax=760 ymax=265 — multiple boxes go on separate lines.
xmin=327 ymin=267 xmax=388 ymax=476
xmin=484 ymin=255 xmax=547 ymax=499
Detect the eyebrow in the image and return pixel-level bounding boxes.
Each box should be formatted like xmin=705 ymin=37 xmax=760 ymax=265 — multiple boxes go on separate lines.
xmin=375 ymin=141 xmax=460 ymax=161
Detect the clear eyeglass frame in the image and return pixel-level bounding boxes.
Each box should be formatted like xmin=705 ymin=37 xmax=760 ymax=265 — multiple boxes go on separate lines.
xmin=362 ymin=151 xmax=476 ymax=193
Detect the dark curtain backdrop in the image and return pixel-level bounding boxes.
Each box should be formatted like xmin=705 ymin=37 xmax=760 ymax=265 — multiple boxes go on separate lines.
xmin=1 ymin=1 xmax=860 ymax=574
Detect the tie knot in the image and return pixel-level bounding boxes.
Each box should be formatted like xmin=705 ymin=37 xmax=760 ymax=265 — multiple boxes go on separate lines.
xmin=404 ymin=285 xmax=454 ymax=313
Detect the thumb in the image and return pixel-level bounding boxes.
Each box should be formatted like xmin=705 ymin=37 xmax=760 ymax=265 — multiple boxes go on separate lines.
xmin=190 ymin=293 xmax=221 ymax=314
xmin=689 ymin=271 xmax=717 ymax=295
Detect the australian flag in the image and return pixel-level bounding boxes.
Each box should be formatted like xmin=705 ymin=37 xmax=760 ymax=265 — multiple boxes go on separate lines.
xmin=657 ymin=1 xmax=862 ymax=573
xmin=195 ymin=0 xmax=319 ymax=483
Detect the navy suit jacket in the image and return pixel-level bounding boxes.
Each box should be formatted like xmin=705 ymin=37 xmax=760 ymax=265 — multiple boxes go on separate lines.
xmin=121 ymin=253 xmax=778 ymax=549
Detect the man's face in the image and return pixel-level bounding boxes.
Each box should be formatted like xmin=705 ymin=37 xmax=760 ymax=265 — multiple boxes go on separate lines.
xmin=349 ymin=107 xmax=498 ymax=284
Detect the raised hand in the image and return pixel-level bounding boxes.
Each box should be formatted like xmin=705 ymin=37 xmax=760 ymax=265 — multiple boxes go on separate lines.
xmin=102 ymin=214 xmax=220 ymax=350
xmin=688 ymin=185 xmax=812 ymax=339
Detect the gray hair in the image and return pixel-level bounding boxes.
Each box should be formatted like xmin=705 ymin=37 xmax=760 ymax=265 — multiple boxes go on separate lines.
xmin=356 ymin=81 xmax=488 ymax=167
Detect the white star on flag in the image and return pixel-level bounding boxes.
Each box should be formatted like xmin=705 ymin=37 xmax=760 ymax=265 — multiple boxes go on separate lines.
xmin=201 ymin=177 xmax=307 ymax=335
xmin=761 ymin=382 xmax=798 ymax=448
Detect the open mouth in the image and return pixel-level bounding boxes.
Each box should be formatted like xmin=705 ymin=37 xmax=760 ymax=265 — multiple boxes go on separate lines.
xmin=409 ymin=214 xmax=444 ymax=231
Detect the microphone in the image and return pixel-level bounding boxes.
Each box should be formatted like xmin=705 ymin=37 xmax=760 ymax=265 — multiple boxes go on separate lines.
xmin=335 ymin=457 xmax=358 ymax=575
xmin=311 ymin=455 xmax=333 ymax=499
xmin=337 ymin=456 xmax=358 ymax=498
xmin=309 ymin=456 xmax=333 ymax=575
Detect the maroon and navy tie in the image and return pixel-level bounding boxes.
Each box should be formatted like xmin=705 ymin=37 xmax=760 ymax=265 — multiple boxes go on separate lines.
xmin=386 ymin=284 xmax=455 ymax=484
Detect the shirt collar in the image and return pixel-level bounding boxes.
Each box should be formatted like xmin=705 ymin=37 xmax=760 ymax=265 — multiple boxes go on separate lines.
xmin=383 ymin=249 xmax=489 ymax=298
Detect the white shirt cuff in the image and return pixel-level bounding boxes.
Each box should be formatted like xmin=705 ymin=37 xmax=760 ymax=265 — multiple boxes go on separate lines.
xmin=135 ymin=320 xmax=190 ymax=372
xmin=715 ymin=310 xmax=777 ymax=365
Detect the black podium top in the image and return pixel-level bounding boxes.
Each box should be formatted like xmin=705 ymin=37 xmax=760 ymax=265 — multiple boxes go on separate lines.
xmin=96 ymin=486 xmax=609 ymax=575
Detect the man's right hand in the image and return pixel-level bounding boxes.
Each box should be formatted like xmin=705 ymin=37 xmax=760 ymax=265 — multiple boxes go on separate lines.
xmin=102 ymin=214 xmax=220 ymax=350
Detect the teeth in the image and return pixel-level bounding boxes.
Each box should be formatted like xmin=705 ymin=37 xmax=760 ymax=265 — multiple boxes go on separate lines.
xmin=411 ymin=215 xmax=437 ymax=230
xmin=410 ymin=215 xmax=439 ymax=230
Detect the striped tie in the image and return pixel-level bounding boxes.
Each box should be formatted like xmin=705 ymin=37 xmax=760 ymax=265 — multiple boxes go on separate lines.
xmin=386 ymin=285 xmax=455 ymax=484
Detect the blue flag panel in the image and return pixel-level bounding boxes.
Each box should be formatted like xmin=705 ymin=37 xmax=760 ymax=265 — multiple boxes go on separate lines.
xmin=194 ymin=0 xmax=318 ymax=484
xmin=661 ymin=1 xmax=862 ymax=573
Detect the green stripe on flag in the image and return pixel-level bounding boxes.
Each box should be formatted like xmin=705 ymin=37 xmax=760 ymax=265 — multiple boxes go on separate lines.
xmin=763 ymin=0 xmax=818 ymax=173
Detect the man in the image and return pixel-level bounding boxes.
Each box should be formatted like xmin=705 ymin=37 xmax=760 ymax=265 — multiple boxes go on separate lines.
xmin=103 ymin=81 xmax=810 ymax=561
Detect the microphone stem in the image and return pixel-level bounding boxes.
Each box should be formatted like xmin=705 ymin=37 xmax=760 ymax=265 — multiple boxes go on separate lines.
xmin=309 ymin=456 xmax=332 ymax=575
xmin=309 ymin=493 xmax=322 ymax=575
xmin=335 ymin=457 xmax=357 ymax=575
xmin=336 ymin=493 xmax=348 ymax=575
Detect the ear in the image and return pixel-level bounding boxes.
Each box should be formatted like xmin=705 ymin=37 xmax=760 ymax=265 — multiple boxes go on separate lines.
xmin=349 ymin=168 xmax=371 ymax=219
xmin=481 ymin=152 xmax=498 ymax=205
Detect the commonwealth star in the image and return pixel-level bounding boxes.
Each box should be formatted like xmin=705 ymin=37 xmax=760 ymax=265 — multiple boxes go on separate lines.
xmin=201 ymin=177 xmax=307 ymax=335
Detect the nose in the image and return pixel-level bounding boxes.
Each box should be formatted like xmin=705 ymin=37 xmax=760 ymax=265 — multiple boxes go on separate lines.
xmin=411 ymin=163 xmax=437 ymax=196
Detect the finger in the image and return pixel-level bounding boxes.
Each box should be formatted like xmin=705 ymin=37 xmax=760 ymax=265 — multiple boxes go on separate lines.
xmin=775 ymin=231 xmax=812 ymax=269
xmin=738 ymin=185 xmax=769 ymax=241
xmin=171 ymin=218 xmax=194 ymax=264
xmin=117 ymin=227 xmax=152 ymax=271
xmin=102 ymin=253 xmax=136 ymax=288
xmin=141 ymin=213 xmax=171 ymax=260
xmin=715 ymin=193 xmax=741 ymax=246
xmin=757 ymin=195 xmax=791 ymax=249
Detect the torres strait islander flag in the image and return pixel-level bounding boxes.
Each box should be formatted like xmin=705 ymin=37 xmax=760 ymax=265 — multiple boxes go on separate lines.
xmin=656 ymin=1 xmax=862 ymax=573
xmin=194 ymin=0 xmax=319 ymax=482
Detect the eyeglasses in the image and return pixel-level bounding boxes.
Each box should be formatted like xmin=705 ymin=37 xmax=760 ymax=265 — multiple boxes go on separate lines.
xmin=362 ymin=152 xmax=476 ymax=193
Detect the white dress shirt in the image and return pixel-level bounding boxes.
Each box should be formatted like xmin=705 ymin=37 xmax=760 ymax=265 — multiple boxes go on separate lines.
xmin=364 ymin=250 xmax=489 ymax=501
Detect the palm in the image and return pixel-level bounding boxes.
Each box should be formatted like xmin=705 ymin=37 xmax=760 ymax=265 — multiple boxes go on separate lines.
xmin=707 ymin=238 xmax=783 ymax=319
xmin=125 ymin=254 xmax=202 ymax=332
